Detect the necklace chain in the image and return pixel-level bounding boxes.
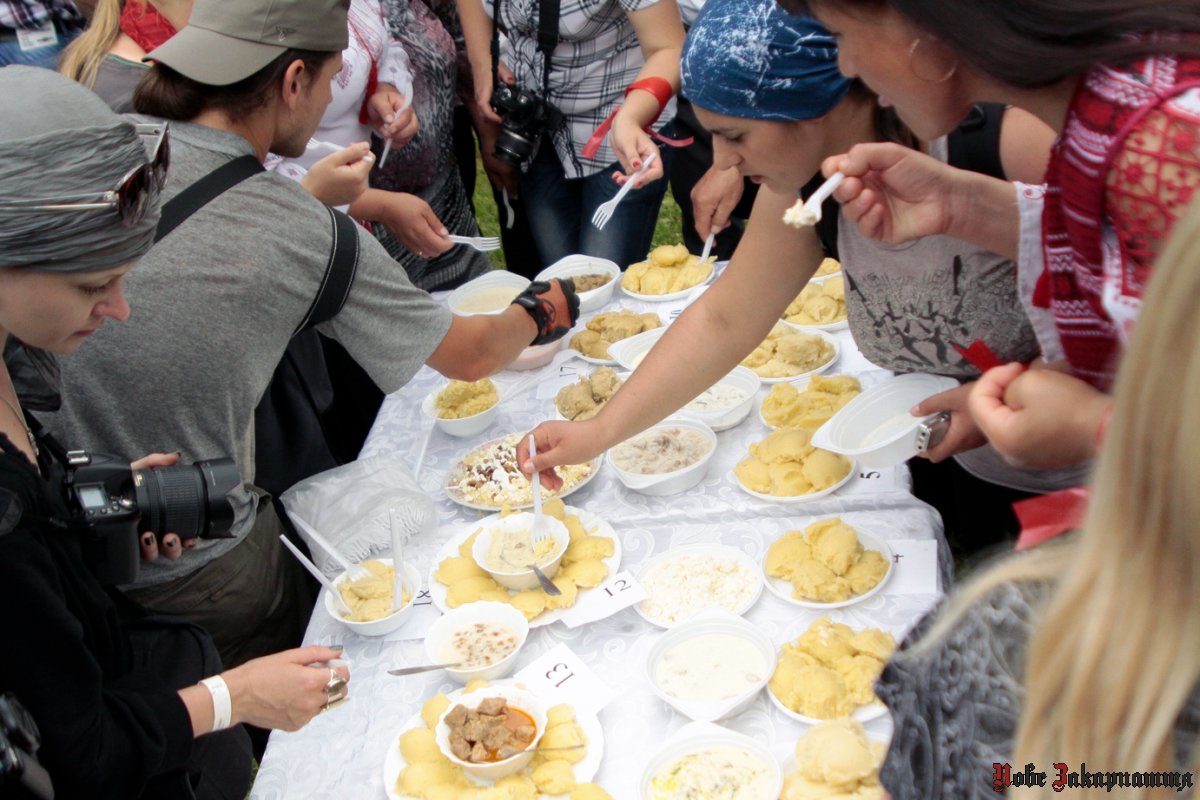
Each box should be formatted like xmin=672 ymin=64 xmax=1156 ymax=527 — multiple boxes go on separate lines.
xmin=0 ymin=391 xmax=39 ymax=459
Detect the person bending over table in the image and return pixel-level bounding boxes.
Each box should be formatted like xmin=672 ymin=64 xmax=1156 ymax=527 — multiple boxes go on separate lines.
xmin=786 ymin=0 xmax=1200 ymax=470
xmin=0 ymin=66 xmax=349 ymax=800
xmin=42 ymin=0 xmax=579 ymax=671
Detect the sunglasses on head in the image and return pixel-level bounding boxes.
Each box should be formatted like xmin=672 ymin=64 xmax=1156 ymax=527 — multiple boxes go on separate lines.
xmin=0 ymin=123 xmax=170 ymax=228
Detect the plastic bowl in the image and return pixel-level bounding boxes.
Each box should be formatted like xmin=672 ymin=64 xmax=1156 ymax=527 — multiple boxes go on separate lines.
xmin=607 ymin=327 xmax=668 ymax=372
xmin=679 ymin=366 xmax=761 ymax=432
xmin=423 ymin=601 xmax=530 ymax=683
xmin=536 ymin=255 xmax=621 ymax=314
xmin=609 ymin=417 xmax=717 ymax=497
xmin=640 ymin=721 xmax=783 ymax=800
xmin=645 ymin=609 xmax=776 ymax=722
xmin=447 ymin=270 xmax=530 ymax=316
xmin=323 ymin=558 xmax=420 ymax=637
xmin=509 ymin=337 xmax=565 ymax=371
xmin=435 ymin=685 xmax=549 ymax=781
xmin=421 ymin=382 xmax=501 ymax=438
xmin=811 ymin=373 xmax=959 ymax=468
xmin=471 ymin=512 xmax=570 ymax=591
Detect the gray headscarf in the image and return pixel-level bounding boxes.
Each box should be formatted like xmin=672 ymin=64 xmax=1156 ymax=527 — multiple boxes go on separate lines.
xmin=0 ymin=65 xmax=160 ymax=273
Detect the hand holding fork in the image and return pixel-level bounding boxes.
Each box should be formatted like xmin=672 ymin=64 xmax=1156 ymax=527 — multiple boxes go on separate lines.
xmin=591 ymin=150 xmax=658 ymax=230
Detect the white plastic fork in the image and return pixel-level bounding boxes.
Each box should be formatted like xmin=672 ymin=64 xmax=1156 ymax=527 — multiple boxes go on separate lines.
xmin=528 ymin=434 xmax=550 ymax=547
xmin=699 ymin=231 xmax=716 ymax=263
xmin=793 ymin=171 xmax=846 ymax=226
xmin=447 ymin=234 xmax=501 ymax=252
xmin=287 ymin=512 xmax=370 ymax=581
xmin=591 ymin=150 xmax=658 ymax=230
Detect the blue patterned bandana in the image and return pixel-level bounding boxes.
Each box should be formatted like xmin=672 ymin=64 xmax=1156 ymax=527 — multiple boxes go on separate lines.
xmin=681 ymin=0 xmax=851 ymax=121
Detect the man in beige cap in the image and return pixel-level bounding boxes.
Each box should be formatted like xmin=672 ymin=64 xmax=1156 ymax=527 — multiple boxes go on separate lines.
xmin=46 ymin=0 xmax=578 ymax=670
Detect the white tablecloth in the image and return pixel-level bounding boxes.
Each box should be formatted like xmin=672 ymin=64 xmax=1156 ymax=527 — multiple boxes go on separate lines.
xmin=250 ymin=286 xmax=949 ymax=800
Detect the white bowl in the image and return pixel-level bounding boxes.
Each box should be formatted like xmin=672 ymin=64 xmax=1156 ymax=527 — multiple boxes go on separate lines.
xmin=435 ymin=685 xmax=548 ymax=781
xmin=536 ymin=254 xmax=621 ymax=314
xmin=471 ymin=512 xmax=570 ymax=591
xmin=679 ymin=366 xmax=761 ymax=432
xmin=748 ymin=329 xmax=841 ymax=384
xmin=734 ymin=457 xmax=857 ymax=504
xmin=609 ymin=417 xmax=717 ymax=496
xmin=421 ymin=382 xmax=501 ymax=438
xmin=509 ymin=337 xmax=565 ymax=371
xmin=645 ymin=609 xmax=776 ymax=722
xmin=761 ymin=525 xmax=895 ymax=609
xmin=607 ymin=326 xmax=668 ymax=373
xmin=423 ymin=601 xmax=530 ymax=683
xmin=640 ymin=721 xmax=783 ymax=800
xmin=811 ymin=373 xmax=959 ymax=468
xmin=447 ymin=270 xmax=530 ymax=316
xmin=323 ymin=558 xmax=420 ymax=637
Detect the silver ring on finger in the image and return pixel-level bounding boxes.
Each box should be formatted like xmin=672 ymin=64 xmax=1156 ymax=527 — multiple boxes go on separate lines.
xmin=322 ymin=667 xmax=349 ymax=712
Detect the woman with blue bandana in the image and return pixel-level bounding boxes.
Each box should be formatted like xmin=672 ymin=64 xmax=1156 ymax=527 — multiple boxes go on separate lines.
xmin=520 ymin=0 xmax=1084 ymax=557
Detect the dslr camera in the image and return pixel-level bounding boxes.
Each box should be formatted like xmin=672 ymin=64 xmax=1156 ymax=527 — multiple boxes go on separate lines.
xmin=61 ymin=450 xmax=239 ymax=585
xmin=491 ymin=82 xmax=562 ymax=166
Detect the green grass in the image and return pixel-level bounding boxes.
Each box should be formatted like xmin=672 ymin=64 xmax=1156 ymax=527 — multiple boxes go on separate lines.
xmin=471 ymin=155 xmax=684 ymax=270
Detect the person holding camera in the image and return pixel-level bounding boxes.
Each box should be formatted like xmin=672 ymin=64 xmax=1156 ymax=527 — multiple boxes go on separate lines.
xmin=457 ymin=0 xmax=685 ymax=270
xmin=0 ymin=66 xmax=350 ymax=800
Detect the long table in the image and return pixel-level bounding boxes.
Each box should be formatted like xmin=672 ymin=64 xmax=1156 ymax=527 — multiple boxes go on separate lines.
xmin=250 ymin=284 xmax=949 ymax=799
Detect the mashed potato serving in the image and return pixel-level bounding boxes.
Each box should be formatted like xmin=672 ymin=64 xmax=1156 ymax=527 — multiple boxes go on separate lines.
xmin=740 ymin=323 xmax=835 ymax=379
xmin=769 ymin=617 xmax=895 ymax=719
xmin=435 ymin=379 xmax=499 ymax=419
xmin=783 ymin=275 xmax=846 ymax=326
xmin=782 ymin=720 xmax=885 ymax=800
xmin=621 ymin=243 xmax=715 ymax=295
xmin=735 ymin=428 xmax=852 ymax=497
xmin=555 ymin=367 xmax=623 ymax=421
xmin=765 ymin=518 xmax=889 ymax=603
xmin=337 ymin=560 xmax=411 ymax=622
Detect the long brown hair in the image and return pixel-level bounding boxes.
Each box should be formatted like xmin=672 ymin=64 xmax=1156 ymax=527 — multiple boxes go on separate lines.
xmin=789 ymin=0 xmax=1200 ymax=88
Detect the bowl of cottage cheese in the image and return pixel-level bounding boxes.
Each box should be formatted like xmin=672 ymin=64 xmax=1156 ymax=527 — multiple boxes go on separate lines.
xmin=634 ymin=544 xmax=763 ymax=628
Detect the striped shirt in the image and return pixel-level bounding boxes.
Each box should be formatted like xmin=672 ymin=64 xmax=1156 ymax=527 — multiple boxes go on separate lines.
xmin=0 ymin=0 xmax=84 ymax=30
xmin=489 ymin=0 xmax=675 ymax=178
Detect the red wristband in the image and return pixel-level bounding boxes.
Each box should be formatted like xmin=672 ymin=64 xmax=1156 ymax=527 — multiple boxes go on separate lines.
xmin=625 ymin=77 xmax=674 ymax=117
xmin=582 ymin=77 xmax=687 ymax=160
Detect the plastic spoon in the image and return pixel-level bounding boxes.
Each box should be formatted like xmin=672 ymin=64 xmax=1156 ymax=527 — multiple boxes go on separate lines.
xmin=278 ymin=535 xmax=354 ymax=617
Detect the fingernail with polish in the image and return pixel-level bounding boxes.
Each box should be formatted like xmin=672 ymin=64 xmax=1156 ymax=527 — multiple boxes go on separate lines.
xmin=142 ymin=533 xmax=154 ymax=547
xmin=329 ymin=644 xmax=344 ymax=653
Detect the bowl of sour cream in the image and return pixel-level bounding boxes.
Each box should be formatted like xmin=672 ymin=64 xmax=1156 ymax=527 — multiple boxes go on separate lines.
xmin=644 ymin=608 xmax=777 ymax=723
xmin=678 ymin=366 xmax=761 ymax=432
xmin=640 ymin=721 xmax=783 ymax=800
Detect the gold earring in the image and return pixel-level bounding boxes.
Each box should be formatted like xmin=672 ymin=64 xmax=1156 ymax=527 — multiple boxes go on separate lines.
xmin=908 ymin=37 xmax=958 ymax=84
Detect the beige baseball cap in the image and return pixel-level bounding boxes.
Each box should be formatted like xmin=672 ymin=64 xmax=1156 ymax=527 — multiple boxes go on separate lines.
xmin=146 ymin=0 xmax=349 ymax=86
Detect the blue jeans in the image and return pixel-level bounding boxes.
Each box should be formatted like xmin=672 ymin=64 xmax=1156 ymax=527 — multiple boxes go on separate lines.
xmin=520 ymin=135 xmax=674 ymax=270
xmin=0 ymin=23 xmax=79 ymax=68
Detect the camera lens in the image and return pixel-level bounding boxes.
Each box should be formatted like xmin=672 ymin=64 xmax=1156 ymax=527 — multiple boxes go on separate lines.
xmin=494 ymin=130 xmax=535 ymax=166
xmin=133 ymin=458 xmax=239 ymax=539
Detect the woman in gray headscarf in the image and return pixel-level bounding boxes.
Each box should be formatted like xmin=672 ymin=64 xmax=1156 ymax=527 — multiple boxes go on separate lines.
xmin=0 ymin=66 xmax=349 ymax=800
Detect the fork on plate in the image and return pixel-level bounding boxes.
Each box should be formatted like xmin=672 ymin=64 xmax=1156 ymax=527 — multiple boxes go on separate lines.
xmin=447 ymin=234 xmax=501 ymax=252
xmin=590 ymin=150 xmax=658 ymax=231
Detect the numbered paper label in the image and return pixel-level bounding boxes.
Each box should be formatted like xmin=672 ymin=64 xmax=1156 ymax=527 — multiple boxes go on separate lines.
xmin=514 ymin=642 xmax=615 ymax=715
xmin=560 ymin=570 xmax=647 ymax=629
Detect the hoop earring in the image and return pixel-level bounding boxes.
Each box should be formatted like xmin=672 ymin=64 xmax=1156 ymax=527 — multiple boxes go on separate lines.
xmin=908 ymin=37 xmax=958 ymax=84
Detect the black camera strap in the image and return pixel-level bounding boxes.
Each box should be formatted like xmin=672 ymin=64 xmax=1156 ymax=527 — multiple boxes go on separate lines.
xmin=492 ymin=0 xmax=559 ymax=97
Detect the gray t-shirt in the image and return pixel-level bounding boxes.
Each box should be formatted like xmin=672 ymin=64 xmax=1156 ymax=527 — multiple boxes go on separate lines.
xmin=837 ymin=138 xmax=1088 ymax=493
xmin=90 ymin=54 xmax=145 ymax=114
xmin=45 ymin=120 xmax=452 ymax=587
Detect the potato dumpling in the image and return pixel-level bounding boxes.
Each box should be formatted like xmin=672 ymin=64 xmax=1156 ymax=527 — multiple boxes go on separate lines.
xmin=399 ymin=728 xmax=447 ymax=764
xmin=435 ymin=556 xmax=487 ymax=585
xmin=509 ymin=590 xmax=548 ymax=620
xmin=420 ymin=694 xmax=451 ymax=729
xmin=543 ymin=577 xmax=579 ymax=611
xmin=546 ymin=704 xmax=576 ymax=728
xmin=563 ymin=536 xmax=614 ymax=564
xmin=398 ymin=762 xmax=465 ymax=795
xmin=571 ymin=784 xmax=615 ymax=800
xmin=478 ymin=588 xmax=512 ymax=604
xmin=531 ymin=759 xmax=576 ymax=794
xmin=464 ymin=678 xmax=491 ymax=694
xmin=494 ymin=774 xmax=539 ymax=800
xmin=420 ymin=784 xmax=463 ymax=800
xmin=559 ymin=559 xmax=607 ymax=588
xmin=539 ymin=721 xmax=587 ymax=763
xmin=458 ymin=531 xmax=481 ymax=558
xmin=564 ymin=515 xmax=588 ymax=542
xmin=446 ymin=575 xmax=502 ymax=608
xmin=542 ymin=497 xmax=566 ymax=520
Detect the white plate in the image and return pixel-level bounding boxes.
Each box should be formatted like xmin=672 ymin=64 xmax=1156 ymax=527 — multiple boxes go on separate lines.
xmin=761 ymin=526 xmax=894 ymax=609
xmin=444 ymin=435 xmax=603 ymax=512
xmin=428 ymin=507 xmax=622 ymax=628
xmin=567 ymin=307 xmax=666 ymax=366
xmin=733 ymin=457 xmax=857 ymax=504
xmin=634 ymin=543 xmax=763 ymax=629
xmin=618 ymin=263 xmax=716 ymax=303
xmin=757 ymin=372 xmax=863 ymax=431
xmin=383 ymin=679 xmax=605 ymax=800
xmin=782 ymin=317 xmax=850 ymax=333
xmin=745 ymin=330 xmax=840 ymax=384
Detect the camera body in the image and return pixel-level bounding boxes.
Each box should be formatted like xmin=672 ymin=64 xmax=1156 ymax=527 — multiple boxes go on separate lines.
xmin=62 ymin=450 xmax=239 ymax=585
xmin=491 ymin=82 xmax=561 ymax=166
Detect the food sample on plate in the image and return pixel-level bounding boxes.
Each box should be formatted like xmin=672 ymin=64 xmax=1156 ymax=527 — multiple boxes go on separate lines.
xmin=639 ymin=553 xmax=759 ymax=626
xmin=480 ymin=524 xmax=560 ymax=572
xmin=555 ymin=367 xmax=623 ymax=421
xmin=783 ymin=275 xmax=846 ymax=326
xmin=781 ymin=720 xmax=885 ymax=800
xmin=765 ymin=518 xmax=889 ymax=603
xmin=654 ymin=633 xmax=769 ymax=704
xmin=769 ymin=617 xmax=896 ymax=719
xmin=683 ymin=382 xmax=749 ymax=414
xmin=444 ymin=697 xmax=537 ymax=763
xmin=648 ymin=746 xmax=777 ymax=800
xmin=337 ymin=560 xmax=411 ymax=622
xmin=622 ymin=243 xmax=715 ymax=295
xmin=438 ymin=621 xmax=521 ymax=670
xmin=397 ymin=682 xmax=609 ymax=798
xmin=610 ymin=426 xmax=713 ymax=475
xmin=735 ymin=429 xmax=853 ymax=497
xmin=450 ymin=434 xmax=595 ymax=508
xmin=435 ymin=499 xmax=615 ymax=621
xmin=813 ymin=257 xmax=841 ymax=278
xmin=571 ymin=272 xmax=613 ymax=293
xmin=569 ymin=310 xmax=662 ymax=359
xmin=740 ymin=323 xmax=835 ymax=379
xmin=435 ymin=378 xmax=499 ymax=420
xmin=761 ymin=375 xmax=861 ymax=430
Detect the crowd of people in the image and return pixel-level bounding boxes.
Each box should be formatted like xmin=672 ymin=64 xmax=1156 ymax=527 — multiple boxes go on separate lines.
xmin=1 ymin=0 xmax=1199 ymax=796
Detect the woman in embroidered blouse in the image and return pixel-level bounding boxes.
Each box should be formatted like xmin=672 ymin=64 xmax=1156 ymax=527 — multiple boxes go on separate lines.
xmin=782 ymin=0 xmax=1200 ymax=470
xmin=456 ymin=0 xmax=685 ymax=269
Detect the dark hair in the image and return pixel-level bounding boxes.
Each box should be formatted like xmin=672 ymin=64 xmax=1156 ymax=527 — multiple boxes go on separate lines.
xmin=788 ymin=0 xmax=1200 ymax=88
xmin=133 ymin=49 xmax=336 ymax=121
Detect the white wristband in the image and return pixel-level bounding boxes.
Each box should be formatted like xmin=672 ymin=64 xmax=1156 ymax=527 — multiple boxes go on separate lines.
xmin=199 ymin=676 xmax=232 ymax=732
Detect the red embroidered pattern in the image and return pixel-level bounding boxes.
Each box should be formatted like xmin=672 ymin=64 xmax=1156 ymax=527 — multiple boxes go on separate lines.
xmin=119 ymin=1 xmax=177 ymax=53
xmin=1038 ymin=47 xmax=1200 ymax=390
